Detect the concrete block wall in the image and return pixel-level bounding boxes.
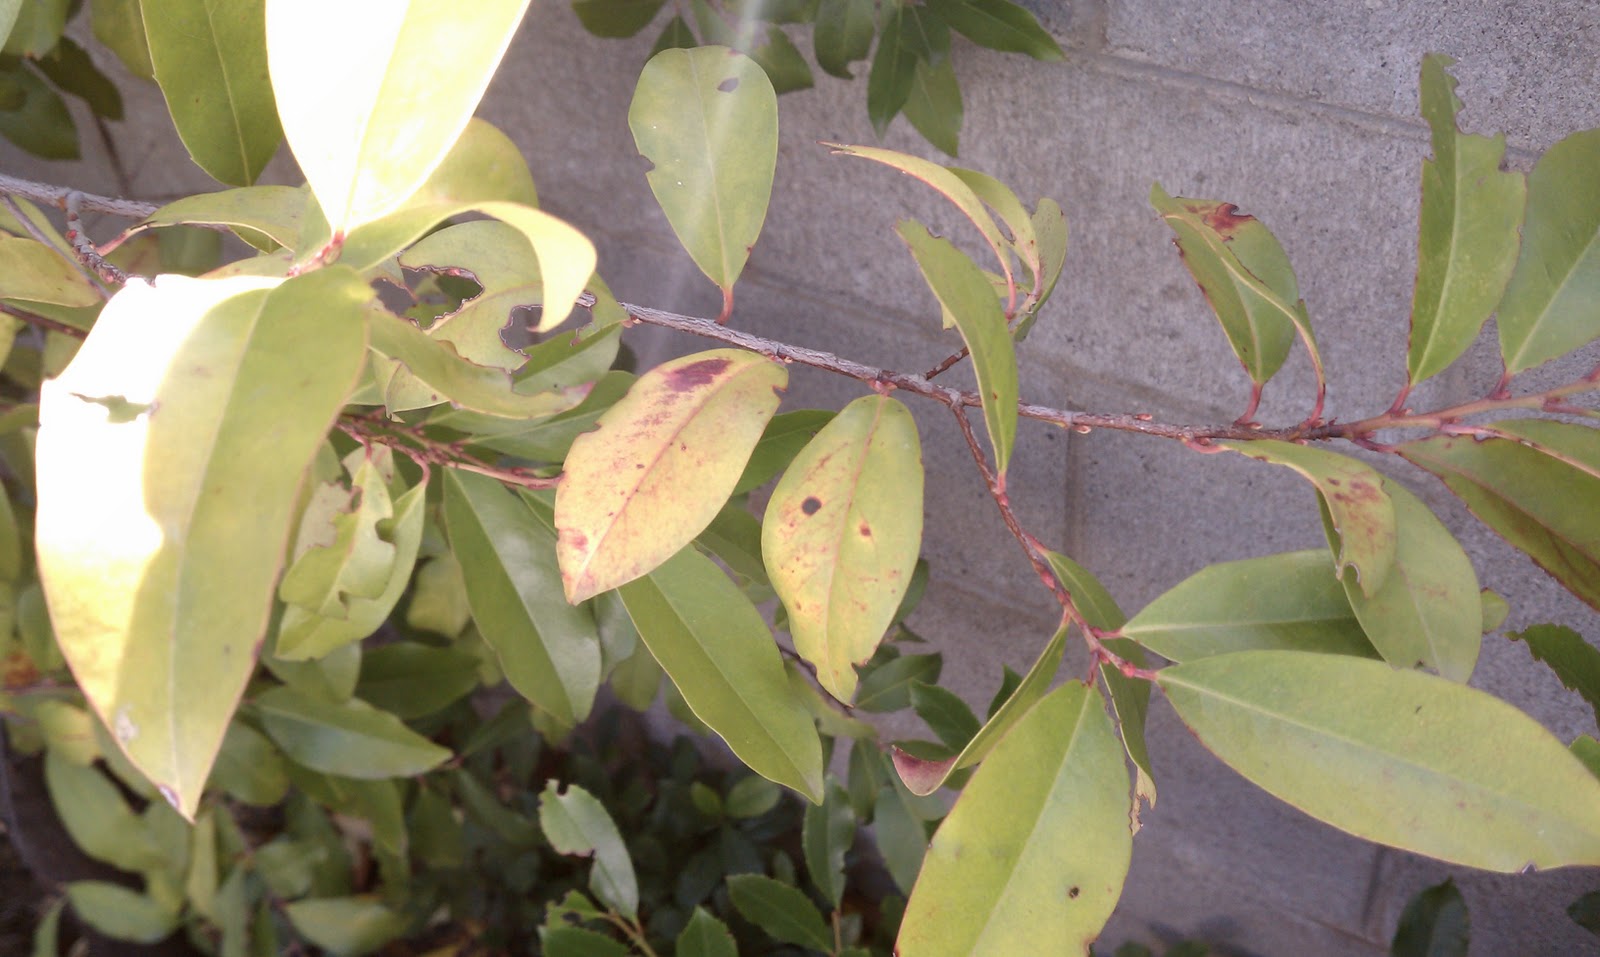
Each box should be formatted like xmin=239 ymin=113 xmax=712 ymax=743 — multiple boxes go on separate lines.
xmin=7 ymin=2 xmax=1599 ymax=954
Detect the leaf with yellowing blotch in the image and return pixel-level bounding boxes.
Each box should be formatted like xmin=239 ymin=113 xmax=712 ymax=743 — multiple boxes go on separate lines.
xmin=763 ymin=394 xmax=923 ymax=703
xmin=35 ymin=269 xmax=370 ymax=819
xmin=557 ymin=349 xmax=786 ymax=602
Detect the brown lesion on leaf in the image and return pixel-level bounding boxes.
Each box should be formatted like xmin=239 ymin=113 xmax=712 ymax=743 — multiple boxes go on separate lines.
xmin=859 ymin=521 xmax=872 ymax=537
xmin=2 ymin=650 xmax=38 ymax=689
xmin=1188 ymin=200 xmax=1254 ymax=238
xmin=802 ymin=496 xmax=822 ymax=515
xmin=664 ymin=357 xmax=731 ymax=391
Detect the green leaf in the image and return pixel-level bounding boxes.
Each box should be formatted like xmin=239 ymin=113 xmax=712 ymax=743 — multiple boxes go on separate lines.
xmin=873 ymin=781 xmax=932 ymax=893
xmin=865 ymin=5 xmax=945 ymax=135
xmin=280 ymin=450 xmax=397 ymax=618
xmin=45 ymin=750 xmax=165 ymax=872
xmin=1399 ymin=421 xmax=1600 ymax=611
xmin=1509 ymin=623 xmax=1600 ymax=727
xmin=208 ymin=721 xmax=289 ymax=806
xmin=910 ymin=682 xmax=981 ymax=752
xmin=30 ymin=896 xmax=62 ymax=957
xmin=830 ymin=144 xmax=1013 ymax=288
xmin=35 ymin=37 xmax=123 ymax=120
xmin=0 ymin=237 xmax=101 ymax=307
xmin=727 ymin=874 xmax=834 ymax=951
xmin=763 ymin=394 xmax=922 ymax=701
xmin=541 ymin=926 xmax=632 ymax=957
xmin=2 ymin=0 xmax=65 ymax=57
xmin=1406 ymin=55 xmax=1526 ymax=386
xmin=1480 ymin=588 xmax=1510 ymax=632
xmin=144 ymin=0 xmax=281 ymax=186
xmin=267 ymin=0 xmax=530 ymax=232
xmin=1045 ymin=552 xmax=1156 ymax=817
xmin=276 ymin=478 xmax=427 ymax=662
xmin=573 ymin=0 xmax=666 ymax=37
xmin=254 ymin=685 xmax=450 ymax=779
xmin=445 ymin=469 xmax=600 ymax=727
xmin=897 ymin=221 xmax=1019 ymax=474
xmin=619 ymin=547 xmax=823 ymax=800
xmin=0 ymin=65 xmax=77 ymax=159
xmin=1496 ymin=128 xmax=1600 ymax=374
xmin=898 ymin=682 xmax=1131 ymax=956
xmin=557 ymin=349 xmax=786 ymax=602
xmin=649 ymin=14 xmax=697 ymax=55
xmin=1159 ymin=650 xmax=1600 ymax=870
xmin=1121 ymin=550 xmax=1374 ymax=661
xmin=925 ymin=0 xmax=1064 ymax=60
xmin=454 ymin=769 xmax=540 ymax=846
xmin=66 ymin=881 xmax=180 ymax=945
xmin=856 ymin=651 xmax=942 ymax=713
xmin=814 ymin=0 xmax=873 ymax=78
xmin=677 ymin=908 xmax=738 ymax=957
xmin=734 ymin=408 xmax=835 ymax=494
xmin=726 ymin=774 xmax=782 ymax=818
xmin=902 ymin=56 xmax=962 ymax=156
xmin=893 ymin=623 xmax=1065 ymax=796
xmin=1151 ymin=184 xmax=1318 ymax=401
xmin=802 ymin=779 xmax=856 ymax=907
xmin=35 ymin=269 xmax=369 ymax=818
xmin=1323 ymin=477 xmax=1480 ymax=680
xmin=540 ymin=780 xmax=639 ymax=919
xmin=1390 ymin=879 xmax=1469 ymax=957
xmin=1219 ymin=440 xmax=1396 ymax=595
xmin=134 ymin=185 xmax=306 ymax=253
xmin=91 ymin=0 xmax=153 ymax=78
xmin=749 ymin=26 xmax=813 ymax=94
xmin=355 ymin=642 xmax=481 ymax=719
xmin=284 ymin=897 xmax=406 ymax=957
xmin=629 ymin=47 xmax=777 ymax=315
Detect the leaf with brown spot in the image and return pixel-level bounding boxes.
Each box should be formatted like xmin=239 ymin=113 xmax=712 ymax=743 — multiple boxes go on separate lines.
xmin=1218 ymin=440 xmax=1396 ymax=596
xmin=558 ymin=349 xmax=786 ymax=602
xmin=1399 ymin=421 xmax=1600 ymax=612
xmin=763 ymin=394 xmax=923 ymax=703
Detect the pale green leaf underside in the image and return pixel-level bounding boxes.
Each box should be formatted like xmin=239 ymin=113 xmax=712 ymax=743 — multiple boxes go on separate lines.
xmin=1161 ymin=651 xmax=1600 ymax=871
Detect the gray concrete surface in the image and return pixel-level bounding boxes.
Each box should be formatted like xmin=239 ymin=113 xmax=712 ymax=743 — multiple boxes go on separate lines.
xmin=8 ymin=2 xmax=1600 ymax=954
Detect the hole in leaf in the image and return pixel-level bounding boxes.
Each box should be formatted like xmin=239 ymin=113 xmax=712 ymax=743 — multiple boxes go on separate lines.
xmin=717 ymin=77 xmax=740 ymax=93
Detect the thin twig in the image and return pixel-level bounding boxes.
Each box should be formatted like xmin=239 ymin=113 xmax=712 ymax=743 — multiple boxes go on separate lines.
xmin=0 ymin=172 xmax=157 ymax=219
xmin=2 ymin=196 xmax=110 ymax=300
xmin=64 ymin=191 xmax=129 ymax=286
xmin=339 ymin=415 xmax=560 ymax=490
xmin=0 ymin=303 xmax=87 ymax=339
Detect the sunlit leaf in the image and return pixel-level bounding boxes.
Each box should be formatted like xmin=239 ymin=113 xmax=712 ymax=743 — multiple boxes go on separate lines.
xmin=2 ymin=0 xmax=64 ymax=57
xmin=1219 ymin=440 xmax=1395 ymax=595
xmin=1406 ymin=55 xmax=1526 ymax=386
xmin=1400 ymin=421 xmax=1600 ymax=611
xmin=898 ymin=682 xmax=1131 ymax=956
xmin=629 ymin=47 xmax=777 ymax=316
xmin=1122 ymin=550 xmax=1374 ymax=661
xmin=1323 ymin=477 xmax=1480 ymax=680
xmin=558 ymin=349 xmax=786 ymax=602
xmin=618 ymin=546 xmax=823 ymax=800
xmin=36 ymin=270 xmax=368 ymax=818
xmin=1160 ymin=650 xmax=1600 ymax=870
xmin=764 ymin=394 xmax=922 ymax=701
xmin=540 ymin=781 xmax=639 ymax=919
xmin=131 ymin=185 xmax=306 ymax=253
xmin=1151 ymin=184 xmax=1319 ymax=405
xmin=445 ymin=469 xmax=600 ymax=728
xmin=145 ymin=0 xmax=281 ymax=185
xmin=254 ymin=685 xmax=450 ymax=779
xmin=267 ymin=0 xmax=531 ymax=232
xmin=1496 ymin=128 xmax=1600 ymax=375
xmin=1509 ymin=623 xmax=1600 ymax=727
xmin=898 ymin=222 xmax=1018 ymax=474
